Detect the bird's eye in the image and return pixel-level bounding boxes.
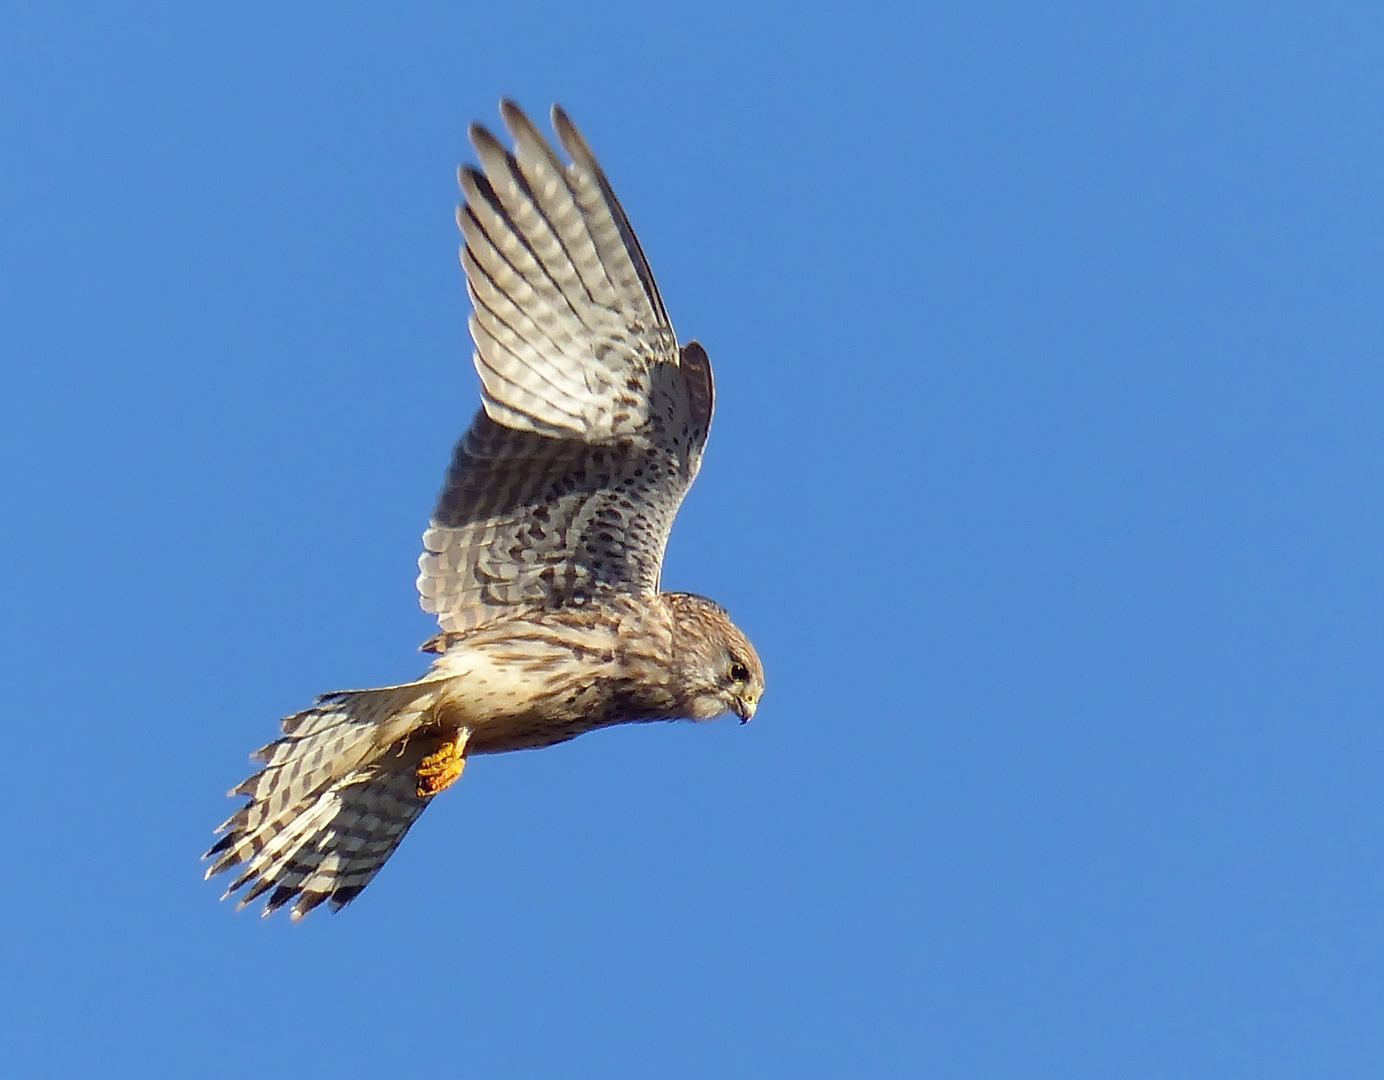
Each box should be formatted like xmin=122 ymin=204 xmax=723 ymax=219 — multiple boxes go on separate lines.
xmin=728 ymin=659 xmax=751 ymax=683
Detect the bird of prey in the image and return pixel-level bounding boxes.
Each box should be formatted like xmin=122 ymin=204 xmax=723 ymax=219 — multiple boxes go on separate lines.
xmin=205 ymin=101 xmax=765 ymax=920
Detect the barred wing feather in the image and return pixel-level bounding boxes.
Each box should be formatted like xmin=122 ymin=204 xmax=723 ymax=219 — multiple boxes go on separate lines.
xmin=419 ymin=103 xmax=714 ymax=634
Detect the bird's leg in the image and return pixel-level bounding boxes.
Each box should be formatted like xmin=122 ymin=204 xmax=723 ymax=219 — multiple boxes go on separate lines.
xmin=415 ymin=727 xmax=470 ymax=798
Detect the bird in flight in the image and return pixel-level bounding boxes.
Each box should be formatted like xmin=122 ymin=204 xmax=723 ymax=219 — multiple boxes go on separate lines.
xmin=205 ymin=101 xmax=765 ymax=920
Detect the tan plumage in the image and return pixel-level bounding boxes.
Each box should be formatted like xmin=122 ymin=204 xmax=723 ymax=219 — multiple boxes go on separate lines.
xmin=206 ymin=101 xmax=764 ymax=920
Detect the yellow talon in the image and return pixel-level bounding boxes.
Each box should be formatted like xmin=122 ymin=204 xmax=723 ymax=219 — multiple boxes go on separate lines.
xmin=415 ymin=730 xmax=468 ymax=798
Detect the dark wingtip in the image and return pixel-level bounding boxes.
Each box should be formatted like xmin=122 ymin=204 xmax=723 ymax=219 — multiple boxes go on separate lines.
xmin=499 ymin=97 xmax=527 ymax=129
xmin=468 ymin=120 xmax=502 ymax=157
xmin=550 ymin=104 xmax=589 ymax=162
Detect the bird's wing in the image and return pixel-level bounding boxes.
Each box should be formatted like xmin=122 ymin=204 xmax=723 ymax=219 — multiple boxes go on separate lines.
xmin=418 ymin=102 xmax=715 ymax=635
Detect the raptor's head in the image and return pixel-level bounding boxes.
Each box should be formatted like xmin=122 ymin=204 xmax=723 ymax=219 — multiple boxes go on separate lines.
xmin=665 ymin=592 xmax=765 ymax=723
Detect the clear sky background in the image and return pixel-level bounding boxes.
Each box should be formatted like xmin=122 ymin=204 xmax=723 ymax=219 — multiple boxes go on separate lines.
xmin=3 ymin=2 xmax=1383 ymax=1076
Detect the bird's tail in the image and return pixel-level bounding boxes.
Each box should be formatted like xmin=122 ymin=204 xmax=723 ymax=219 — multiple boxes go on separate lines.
xmin=205 ymin=679 xmax=458 ymax=920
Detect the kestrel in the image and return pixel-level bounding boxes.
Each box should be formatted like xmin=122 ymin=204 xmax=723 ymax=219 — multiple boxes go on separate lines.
xmin=205 ymin=101 xmax=765 ymax=920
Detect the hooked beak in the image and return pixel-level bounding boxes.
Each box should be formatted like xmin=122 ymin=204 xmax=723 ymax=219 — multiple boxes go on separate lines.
xmin=731 ymin=695 xmax=758 ymax=724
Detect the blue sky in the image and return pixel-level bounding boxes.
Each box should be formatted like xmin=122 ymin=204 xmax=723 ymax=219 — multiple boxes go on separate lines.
xmin=3 ymin=2 xmax=1384 ymax=1076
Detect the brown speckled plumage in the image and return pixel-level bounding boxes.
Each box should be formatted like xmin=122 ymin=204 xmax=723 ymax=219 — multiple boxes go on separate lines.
xmin=206 ymin=102 xmax=763 ymax=920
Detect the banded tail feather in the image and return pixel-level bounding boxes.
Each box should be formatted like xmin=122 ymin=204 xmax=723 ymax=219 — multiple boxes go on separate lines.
xmin=205 ymin=680 xmax=458 ymax=920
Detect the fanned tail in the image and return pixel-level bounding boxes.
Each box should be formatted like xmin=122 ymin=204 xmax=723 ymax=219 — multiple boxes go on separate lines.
xmin=205 ymin=680 xmax=447 ymax=920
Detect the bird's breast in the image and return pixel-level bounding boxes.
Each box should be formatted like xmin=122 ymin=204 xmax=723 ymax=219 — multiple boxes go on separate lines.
xmin=426 ymin=618 xmax=681 ymax=755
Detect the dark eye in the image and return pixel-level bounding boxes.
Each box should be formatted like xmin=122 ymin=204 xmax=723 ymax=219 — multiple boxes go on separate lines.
xmin=729 ymin=659 xmax=751 ymax=683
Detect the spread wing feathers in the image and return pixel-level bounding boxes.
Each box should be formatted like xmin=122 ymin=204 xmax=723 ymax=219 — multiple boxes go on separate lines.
xmin=205 ymin=681 xmax=444 ymax=919
xmin=461 ymin=100 xmax=676 ymax=439
xmin=419 ymin=407 xmax=686 ymax=632
xmin=420 ymin=101 xmax=716 ymax=634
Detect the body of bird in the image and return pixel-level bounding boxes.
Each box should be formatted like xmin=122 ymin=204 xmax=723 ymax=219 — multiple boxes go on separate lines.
xmin=206 ymin=100 xmax=764 ymax=920
xmin=425 ymin=591 xmax=760 ymax=756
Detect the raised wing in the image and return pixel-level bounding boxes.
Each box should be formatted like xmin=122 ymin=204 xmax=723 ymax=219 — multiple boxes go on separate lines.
xmin=418 ymin=102 xmax=715 ymax=635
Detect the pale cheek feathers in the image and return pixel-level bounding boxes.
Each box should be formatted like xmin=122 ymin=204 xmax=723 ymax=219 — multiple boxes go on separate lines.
xmin=685 ymin=692 xmax=731 ymax=721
